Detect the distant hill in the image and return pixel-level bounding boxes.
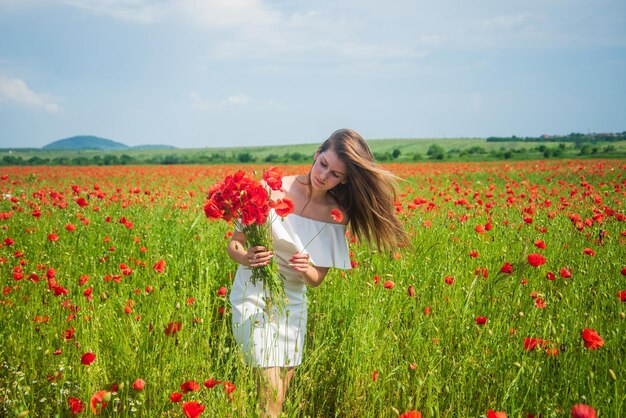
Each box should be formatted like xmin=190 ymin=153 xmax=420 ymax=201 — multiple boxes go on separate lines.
xmin=43 ymin=136 xmax=129 ymax=150
xmin=42 ymin=136 xmax=176 ymax=151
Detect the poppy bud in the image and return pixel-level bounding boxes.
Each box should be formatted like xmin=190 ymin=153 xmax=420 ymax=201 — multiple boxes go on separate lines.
xmin=609 ymin=368 xmax=617 ymax=381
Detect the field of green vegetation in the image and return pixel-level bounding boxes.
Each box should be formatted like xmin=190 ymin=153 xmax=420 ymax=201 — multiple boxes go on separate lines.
xmin=2 ymin=135 xmax=626 ymax=166
xmin=1 ymin=160 xmax=624 ymax=417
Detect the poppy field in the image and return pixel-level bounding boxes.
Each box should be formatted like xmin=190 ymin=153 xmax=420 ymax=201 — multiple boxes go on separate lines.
xmin=1 ymin=160 xmax=625 ymax=417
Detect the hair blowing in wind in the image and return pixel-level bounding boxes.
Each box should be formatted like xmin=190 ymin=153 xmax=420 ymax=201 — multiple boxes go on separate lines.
xmin=320 ymin=129 xmax=410 ymax=252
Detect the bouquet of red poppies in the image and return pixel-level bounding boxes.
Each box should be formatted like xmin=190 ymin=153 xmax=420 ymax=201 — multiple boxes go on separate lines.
xmin=204 ymin=167 xmax=293 ymax=313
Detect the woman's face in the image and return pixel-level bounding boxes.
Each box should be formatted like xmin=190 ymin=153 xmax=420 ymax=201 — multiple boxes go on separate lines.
xmin=310 ymin=148 xmax=348 ymax=191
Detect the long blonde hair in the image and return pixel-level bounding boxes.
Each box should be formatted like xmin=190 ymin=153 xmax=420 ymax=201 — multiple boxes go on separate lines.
xmin=318 ymin=129 xmax=410 ymax=251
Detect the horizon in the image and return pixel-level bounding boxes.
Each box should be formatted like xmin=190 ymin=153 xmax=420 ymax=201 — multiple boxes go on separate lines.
xmin=1 ymin=1 xmax=625 ymax=149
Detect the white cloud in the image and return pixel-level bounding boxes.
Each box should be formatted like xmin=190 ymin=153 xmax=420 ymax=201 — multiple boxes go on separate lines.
xmin=188 ymin=91 xmax=252 ymax=111
xmin=59 ymin=0 xmax=280 ymax=27
xmin=0 ymin=74 xmax=62 ymax=113
xmin=60 ymin=0 xmax=166 ymax=24
xmin=188 ymin=91 xmax=213 ymax=111
xmin=180 ymin=0 xmax=280 ymax=28
xmin=221 ymin=94 xmax=251 ymax=106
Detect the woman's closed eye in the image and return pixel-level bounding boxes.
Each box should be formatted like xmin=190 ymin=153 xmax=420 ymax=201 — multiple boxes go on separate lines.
xmin=321 ymin=162 xmax=341 ymax=178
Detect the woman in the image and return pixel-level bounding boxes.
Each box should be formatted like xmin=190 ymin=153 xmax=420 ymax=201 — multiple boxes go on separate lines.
xmin=228 ymin=128 xmax=409 ymax=417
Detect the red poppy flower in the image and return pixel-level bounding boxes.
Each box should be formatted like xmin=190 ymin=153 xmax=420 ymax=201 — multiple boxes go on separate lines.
xmin=581 ymin=328 xmax=604 ymax=349
xmin=273 ymin=198 xmax=295 ymax=217
xmin=475 ymin=224 xmax=485 ymax=234
xmin=182 ymin=401 xmax=206 ymax=418
xmin=621 ymin=267 xmax=626 ymax=275
xmin=408 ymin=285 xmax=415 ymax=297
xmin=204 ymin=378 xmax=219 ymax=388
xmin=528 ymin=253 xmax=547 ymax=267
xmin=216 ymin=286 xmax=227 ymax=297
xmin=262 ymin=166 xmax=283 ymax=191
xmin=560 ymin=267 xmax=572 ymax=278
xmin=65 ymin=223 xmax=76 ymax=231
xmin=153 ymin=259 xmax=166 ymax=273
xmin=170 ymin=392 xmax=182 ymax=402
xmin=500 ymin=262 xmax=513 ymax=274
xmin=535 ymin=297 xmax=546 ymax=309
xmin=424 ymin=306 xmax=431 ymax=316
xmin=90 ymin=390 xmax=108 ymax=414
xmin=330 ymin=208 xmax=344 ymax=223
xmin=534 ymin=239 xmax=546 ymax=249
xmin=67 ymin=397 xmax=85 ymax=415
xmin=476 ymin=316 xmax=487 ymax=325
xmin=546 ymin=271 xmax=556 ymax=281
xmin=524 ymin=338 xmax=539 ymax=351
xmin=583 ymin=248 xmax=595 ymax=256
xmin=444 ymin=275 xmax=454 ymax=285
xmin=203 ymin=199 xmax=224 ymax=220
xmin=48 ymin=233 xmax=59 ymax=242
xmin=372 ymin=370 xmax=379 ymax=382
xmin=545 ymin=346 xmax=559 ymax=357
xmin=81 ymin=352 xmax=96 ymax=366
xmin=469 ymin=250 xmax=479 ymax=258
xmin=180 ymin=380 xmax=201 ymax=393
xmin=223 ymin=381 xmax=236 ymax=394
xmin=487 ymin=410 xmax=507 ymax=418
xmin=617 ymin=290 xmax=626 ymax=302
xmin=164 ymin=322 xmax=182 ymax=336
xmin=78 ymin=275 xmax=90 ymax=286
xmin=132 ymin=378 xmax=145 ymax=391
xmin=65 ymin=327 xmax=75 ymax=341
xmin=75 ymin=197 xmax=88 ymax=207
xmin=571 ymin=404 xmax=597 ymax=418
xmin=384 ymin=280 xmax=395 ymax=289
xmin=399 ymin=411 xmax=422 ymax=418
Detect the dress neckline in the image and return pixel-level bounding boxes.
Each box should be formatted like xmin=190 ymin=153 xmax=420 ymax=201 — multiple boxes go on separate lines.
xmin=271 ymin=209 xmax=345 ymax=227
xmin=289 ymin=212 xmax=345 ymax=227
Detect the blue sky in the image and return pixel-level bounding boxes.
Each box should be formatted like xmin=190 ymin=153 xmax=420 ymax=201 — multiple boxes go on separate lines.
xmin=0 ymin=0 xmax=624 ymax=149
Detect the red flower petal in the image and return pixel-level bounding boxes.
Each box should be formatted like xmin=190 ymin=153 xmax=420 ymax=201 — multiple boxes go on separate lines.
xmin=81 ymin=352 xmax=96 ymax=366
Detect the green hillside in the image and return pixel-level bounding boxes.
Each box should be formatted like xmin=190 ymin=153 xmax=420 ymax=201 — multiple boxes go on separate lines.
xmin=42 ymin=135 xmax=129 ymax=150
xmin=2 ymin=136 xmax=625 ymax=166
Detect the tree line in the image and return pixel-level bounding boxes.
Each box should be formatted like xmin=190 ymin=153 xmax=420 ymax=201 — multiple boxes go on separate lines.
xmin=486 ymin=132 xmax=626 ymax=143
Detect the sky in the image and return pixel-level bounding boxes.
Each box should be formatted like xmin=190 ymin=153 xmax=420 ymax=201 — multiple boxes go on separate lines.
xmin=0 ymin=0 xmax=625 ymax=149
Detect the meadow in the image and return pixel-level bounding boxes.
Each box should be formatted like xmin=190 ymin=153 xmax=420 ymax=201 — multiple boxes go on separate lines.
xmin=3 ymin=136 xmax=626 ymax=166
xmin=0 ymin=160 xmax=625 ymax=417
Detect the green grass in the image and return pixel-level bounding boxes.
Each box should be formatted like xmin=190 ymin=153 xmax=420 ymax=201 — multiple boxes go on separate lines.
xmin=0 ymin=160 xmax=625 ymax=417
xmin=2 ymin=138 xmax=626 ymax=165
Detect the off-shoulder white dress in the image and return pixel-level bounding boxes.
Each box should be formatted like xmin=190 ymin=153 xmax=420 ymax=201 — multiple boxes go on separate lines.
xmin=230 ymin=209 xmax=351 ymax=367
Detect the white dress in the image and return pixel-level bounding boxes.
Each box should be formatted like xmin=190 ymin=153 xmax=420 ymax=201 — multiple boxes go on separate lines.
xmin=230 ymin=209 xmax=351 ymax=368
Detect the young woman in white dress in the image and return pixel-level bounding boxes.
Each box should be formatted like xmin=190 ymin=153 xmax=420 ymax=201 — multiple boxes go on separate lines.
xmin=227 ymin=129 xmax=410 ymax=417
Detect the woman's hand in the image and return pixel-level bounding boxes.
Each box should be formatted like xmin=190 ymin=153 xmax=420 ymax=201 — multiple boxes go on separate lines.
xmin=289 ymin=252 xmax=311 ymax=273
xmin=246 ymin=246 xmax=273 ymax=268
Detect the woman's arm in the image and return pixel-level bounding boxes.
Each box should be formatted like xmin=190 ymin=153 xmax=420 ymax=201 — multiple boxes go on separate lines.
xmin=289 ymin=252 xmax=329 ymax=288
xmin=227 ymin=230 xmax=273 ymax=268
